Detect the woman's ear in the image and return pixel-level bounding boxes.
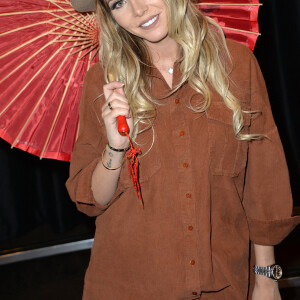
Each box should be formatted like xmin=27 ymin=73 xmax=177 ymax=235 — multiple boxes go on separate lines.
xmin=70 ymin=0 xmax=97 ymax=12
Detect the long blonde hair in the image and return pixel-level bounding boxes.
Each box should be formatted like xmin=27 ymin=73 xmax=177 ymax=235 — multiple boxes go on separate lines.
xmin=96 ymin=0 xmax=261 ymax=141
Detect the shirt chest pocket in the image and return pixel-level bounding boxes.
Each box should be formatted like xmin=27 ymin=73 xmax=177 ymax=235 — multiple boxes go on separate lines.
xmin=206 ymin=102 xmax=250 ymax=177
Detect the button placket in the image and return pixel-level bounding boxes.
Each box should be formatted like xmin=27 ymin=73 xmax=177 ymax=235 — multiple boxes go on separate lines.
xmin=170 ymin=92 xmax=200 ymax=295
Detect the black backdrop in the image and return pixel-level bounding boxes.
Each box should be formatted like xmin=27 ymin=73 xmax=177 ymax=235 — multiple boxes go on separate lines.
xmin=254 ymin=0 xmax=300 ymax=207
xmin=0 ymin=0 xmax=299 ymax=251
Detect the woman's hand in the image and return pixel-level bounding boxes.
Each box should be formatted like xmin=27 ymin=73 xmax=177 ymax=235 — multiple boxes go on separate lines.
xmin=102 ymin=81 xmax=134 ymax=149
xmin=252 ymin=277 xmax=281 ymax=300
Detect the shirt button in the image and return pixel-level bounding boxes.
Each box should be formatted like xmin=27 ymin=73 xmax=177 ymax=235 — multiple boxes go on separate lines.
xmin=183 ymin=163 xmax=188 ymax=168
xmin=179 ymin=131 xmax=185 ymax=136
xmin=190 ymin=260 xmax=195 ymax=265
xmin=192 ymin=292 xmax=198 ymax=296
xmin=175 ymin=99 xmax=180 ymax=104
xmin=186 ymin=193 xmax=192 ymax=198
xmin=188 ymin=226 xmax=193 ymax=231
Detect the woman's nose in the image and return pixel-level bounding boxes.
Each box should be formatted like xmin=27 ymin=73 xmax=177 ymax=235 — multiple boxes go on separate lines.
xmin=130 ymin=0 xmax=148 ymax=17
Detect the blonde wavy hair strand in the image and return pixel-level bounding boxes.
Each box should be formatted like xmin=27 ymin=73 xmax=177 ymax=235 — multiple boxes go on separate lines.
xmin=96 ymin=0 xmax=262 ymax=142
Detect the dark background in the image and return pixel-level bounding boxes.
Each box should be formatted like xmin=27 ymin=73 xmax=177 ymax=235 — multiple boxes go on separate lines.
xmin=254 ymin=1 xmax=300 ymax=208
xmin=0 ymin=1 xmax=299 ymax=299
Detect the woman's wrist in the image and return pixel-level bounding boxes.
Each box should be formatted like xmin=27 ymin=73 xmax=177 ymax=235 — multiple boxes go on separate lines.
xmin=108 ymin=143 xmax=130 ymax=152
xmin=253 ymin=244 xmax=275 ymax=266
xmin=253 ymin=244 xmax=280 ymax=287
xmin=255 ymin=273 xmax=279 ymax=285
xmin=102 ymin=145 xmax=125 ymax=170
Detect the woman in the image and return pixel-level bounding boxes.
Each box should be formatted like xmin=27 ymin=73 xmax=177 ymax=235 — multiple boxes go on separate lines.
xmin=67 ymin=0 xmax=300 ymax=299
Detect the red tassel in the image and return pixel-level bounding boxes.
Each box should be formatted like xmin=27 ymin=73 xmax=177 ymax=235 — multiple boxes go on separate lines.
xmin=125 ymin=133 xmax=143 ymax=207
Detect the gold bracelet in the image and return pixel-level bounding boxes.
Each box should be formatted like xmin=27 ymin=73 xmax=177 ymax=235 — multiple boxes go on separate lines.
xmin=101 ymin=148 xmax=122 ymax=170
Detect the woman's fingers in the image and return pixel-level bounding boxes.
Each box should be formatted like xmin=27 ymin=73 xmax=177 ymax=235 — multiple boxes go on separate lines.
xmin=102 ymin=105 xmax=131 ymax=120
xmin=101 ymin=81 xmax=133 ymax=147
xmin=102 ymin=96 xmax=130 ymax=115
xmin=102 ymin=94 xmax=129 ymax=111
xmin=102 ymin=86 xmax=130 ymax=118
xmin=103 ymin=81 xmax=125 ymax=100
xmin=102 ymin=92 xmax=131 ymax=129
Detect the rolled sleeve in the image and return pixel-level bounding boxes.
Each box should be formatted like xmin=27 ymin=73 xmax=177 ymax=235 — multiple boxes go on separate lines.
xmin=242 ymin=54 xmax=300 ymax=245
xmin=68 ymin=155 xmax=125 ymax=217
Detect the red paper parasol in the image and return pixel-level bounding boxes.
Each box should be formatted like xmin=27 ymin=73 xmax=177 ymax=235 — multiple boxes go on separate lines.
xmin=0 ymin=0 xmax=261 ymax=161
xmin=195 ymin=1 xmax=261 ymax=51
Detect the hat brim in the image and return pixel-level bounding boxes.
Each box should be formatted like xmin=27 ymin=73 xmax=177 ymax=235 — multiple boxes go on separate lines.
xmin=70 ymin=0 xmax=96 ymax=12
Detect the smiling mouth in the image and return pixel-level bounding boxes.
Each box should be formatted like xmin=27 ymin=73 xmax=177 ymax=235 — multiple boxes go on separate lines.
xmin=140 ymin=15 xmax=158 ymax=28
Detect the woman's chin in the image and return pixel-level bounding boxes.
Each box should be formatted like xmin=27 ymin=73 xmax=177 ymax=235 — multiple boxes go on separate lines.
xmin=143 ymin=32 xmax=169 ymax=44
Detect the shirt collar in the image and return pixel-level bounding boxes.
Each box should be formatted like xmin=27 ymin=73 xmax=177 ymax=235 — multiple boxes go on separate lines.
xmin=146 ymin=61 xmax=183 ymax=99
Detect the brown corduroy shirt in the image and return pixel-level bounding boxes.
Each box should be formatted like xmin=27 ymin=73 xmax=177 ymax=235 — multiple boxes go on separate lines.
xmin=66 ymin=40 xmax=300 ymax=300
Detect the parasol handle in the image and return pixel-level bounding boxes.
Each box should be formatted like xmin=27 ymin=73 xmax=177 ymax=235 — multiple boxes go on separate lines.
xmin=116 ymin=115 xmax=129 ymax=136
xmin=108 ymin=73 xmax=130 ymax=136
xmin=108 ymin=73 xmax=143 ymax=207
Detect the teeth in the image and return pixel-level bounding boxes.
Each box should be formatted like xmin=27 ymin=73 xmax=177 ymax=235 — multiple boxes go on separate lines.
xmin=141 ymin=15 xmax=158 ymax=27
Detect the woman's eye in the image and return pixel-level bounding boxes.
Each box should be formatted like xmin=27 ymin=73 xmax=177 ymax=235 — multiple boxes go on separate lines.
xmin=111 ymin=0 xmax=125 ymax=10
